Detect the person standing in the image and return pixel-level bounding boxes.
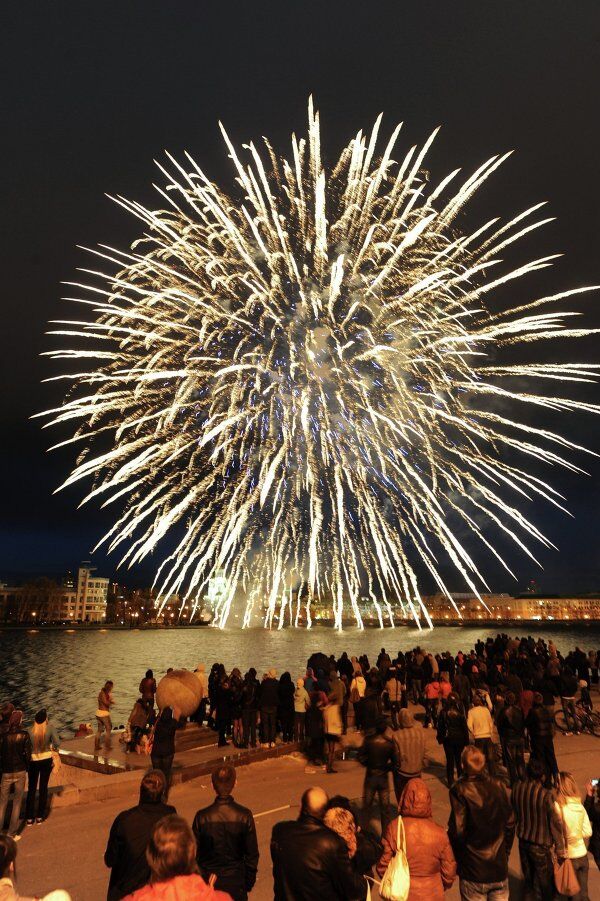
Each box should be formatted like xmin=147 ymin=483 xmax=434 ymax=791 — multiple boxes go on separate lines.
xmin=448 ymin=745 xmax=514 ymax=901
xmin=241 ymin=669 xmax=260 ymax=749
xmin=259 ymin=670 xmax=279 ymax=748
xmin=358 ymin=716 xmax=393 ymax=830
xmin=436 ymin=695 xmax=469 ymax=786
xmin=193 ymin=764 xmax=259 ymax=901
xmin=138 ymin=671 xmax=156 ymax=708
xmin=0 ymin=711 xmax=31 ymax=840
xmin=512 ymin=758 xmax=566 ymax=901
xmin=95 ymin=680 xmax=114 ymax=752
xmin=377 ymin=779 xmax=456 ymax=900
xmin=424 ymin=676 xmax=441 ymax=728
xmin=526 ymin=692 xmax=559 ymax=783
xmin=277 ymin=673 xmax=295 ymax=744
xmin=270 ymin=786 xmax=367 ymax=900
xmin=193 ymin=664 xmax=209 ymax=725
xmin=555 ymin=771 xmax=592 ymax=900
xmin=389 ymin=709 xmax=425 ymax=803
xmin=466 ymin=695 xmax=496 ymax=775
xmin=384 ymin=668 xmax=402 ymax=729
xmin=322 ymin=696 xmax=342 ymax=775
xmin=215 ymin=677 xmax=233 ymax=747
xmin=293 ymin=678 xmax=309 ymax=743
xmin=150 ymin=707 xmax=182 ymax=785
xmin=104 ymin=769 xmax=175 ymax=901
xmin=25 ymin=709 xmax=60 ymax=825
xmin=349 ymin=668 xmax=366 ymax=731
xmin=496 ymin=691 xmax=525 ymax=785
xmin=559 ymin=667 xmax=580 ymax=735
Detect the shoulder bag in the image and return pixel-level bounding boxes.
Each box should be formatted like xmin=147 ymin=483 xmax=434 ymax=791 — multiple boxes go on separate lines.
xmin=379 ymin=815 xmax=410 ymax=901
xmin=553 ymin=807 xmax=580 ymax=897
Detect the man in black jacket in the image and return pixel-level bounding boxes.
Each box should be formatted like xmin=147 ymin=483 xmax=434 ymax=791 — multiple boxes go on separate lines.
xmin=358 ymin=716 xmax=393 ymax=829
xmin=259 ymin=670 xmax=280 ymax=747
xmin=193 ymin=764 xmax=258 ymax=901
xmin=496 ymin=691 xmax=526 ymax=784
xmin=0 ymin=709 xmax=31 ymax=838
xmin=104 ymin=769 xmax=175 ymax=900
xmin=526 ymin=693 xmax=558 ymax=782
xmin=448 ymin=745 xmax=514 ymax=901
xmin=271 ymin=786 xmax=366 ymax=900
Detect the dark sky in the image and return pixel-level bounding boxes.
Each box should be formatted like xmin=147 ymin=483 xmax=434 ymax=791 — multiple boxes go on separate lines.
xmin=2 ymin=1 xmax=600 ymax=593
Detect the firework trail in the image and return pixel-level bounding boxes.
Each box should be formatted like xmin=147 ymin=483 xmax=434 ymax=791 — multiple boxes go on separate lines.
xmin=39 ymin=100 xmax=600 ymax=629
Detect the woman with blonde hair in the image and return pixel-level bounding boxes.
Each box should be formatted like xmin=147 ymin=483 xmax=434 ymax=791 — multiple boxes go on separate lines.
xmin=26 ymin=709 xmax=60 ymax=825
xmin=555 ymin=771 xmax=592 ymax=900
xmin=324 ymin=806 xmax=358 ymax=859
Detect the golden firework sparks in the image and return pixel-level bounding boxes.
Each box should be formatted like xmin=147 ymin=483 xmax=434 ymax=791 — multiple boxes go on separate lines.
xmin=38 ymin=100 xmax=600 ymax=629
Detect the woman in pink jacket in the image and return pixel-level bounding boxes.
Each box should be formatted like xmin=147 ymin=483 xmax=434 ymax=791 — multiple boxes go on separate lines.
xmin=125 ymin=815 xmax=231 ymax=901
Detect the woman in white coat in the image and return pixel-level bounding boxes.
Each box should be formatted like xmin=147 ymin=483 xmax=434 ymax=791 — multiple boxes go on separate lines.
xmin=555 ymin=771 xmax=592 ymax=901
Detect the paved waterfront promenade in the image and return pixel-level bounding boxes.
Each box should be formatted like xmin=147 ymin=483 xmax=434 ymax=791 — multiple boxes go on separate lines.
xmin=13 ymin=720 xmax=600 ymax=900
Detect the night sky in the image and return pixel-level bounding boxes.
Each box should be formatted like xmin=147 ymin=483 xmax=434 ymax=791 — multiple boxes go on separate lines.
xmin=2 ymin=2 xmax=600 ymax=593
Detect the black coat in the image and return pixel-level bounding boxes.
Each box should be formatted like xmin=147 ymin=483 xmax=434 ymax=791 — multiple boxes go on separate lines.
xmin=358 ymin=732 xmax=393 ymax=777
xmin=271 ymin=814 xmax=367 ymax=900
xmin=104 ymin=800 xmax=176 ymax=901
xmin=497 ymin=704 xmax=525 ymax=743
xmin=526 ymin=704 xmax=554 ymax=741
xmin=448 ymin=774 xmax=515 ymax=884
xmin=260 ymin=677 xmax=279 ymax=709
xmin=193 ymin=795 xmax=259 ymax=901
xmin=151 ymin=712 xmax=183 ymax=757
xmin=0 ymin=729 xmax=32 ymax=773
xmin=436 ymin=707 xmax=469 ymax=746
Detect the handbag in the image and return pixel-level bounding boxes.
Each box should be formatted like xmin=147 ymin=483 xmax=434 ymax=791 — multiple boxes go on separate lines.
xmin=379 ymin=815 xmax=410 ymax=901
xmin=553 ymin=808 xmax=580 ymax=897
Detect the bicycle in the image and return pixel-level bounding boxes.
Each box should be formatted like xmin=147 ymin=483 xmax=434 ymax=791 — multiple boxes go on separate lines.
xmin=554 ymin=702 xmax=600 ymax=737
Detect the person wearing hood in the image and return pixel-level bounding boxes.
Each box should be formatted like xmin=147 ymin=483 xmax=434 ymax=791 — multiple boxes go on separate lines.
xmin=194 ymin=665 xmax=209 ymax=725
xmin=555 ymin=772 xmax=592 ymax=899
xmin=0 ymin=711 xmax=31 ymax=839
xmin=349 ymin=669 xmax=366 ymax=731
xmin=26 ymin=709 xmax=60 ymax=824
xmin=376 ymin=779 xmax=456 ymax=900
xmin=389 ymin=709 xmax=425 ymax=803
xmin=259 ymin=670 xmax=279 ymax=748
xmin=123 ymin=814 xmax=231 ymax=901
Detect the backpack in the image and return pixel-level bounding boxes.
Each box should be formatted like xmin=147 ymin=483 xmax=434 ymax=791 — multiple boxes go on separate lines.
xmin=379 ymin=815 xmax=410 ymax=901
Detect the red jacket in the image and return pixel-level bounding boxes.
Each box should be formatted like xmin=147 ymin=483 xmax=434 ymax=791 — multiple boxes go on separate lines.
xmin=377 ymin=779 xmax=456 ymax=900
xmin=124 ymin=875 xmax=232 ymax=901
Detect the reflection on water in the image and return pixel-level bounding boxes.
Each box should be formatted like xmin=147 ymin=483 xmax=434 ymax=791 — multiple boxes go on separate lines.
xmin=1 ymin=623 xmax=599 ymax=734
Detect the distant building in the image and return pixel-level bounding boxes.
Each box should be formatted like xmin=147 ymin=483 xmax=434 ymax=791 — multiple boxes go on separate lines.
xmin=75 ymin=563 xmax=108 ymax=622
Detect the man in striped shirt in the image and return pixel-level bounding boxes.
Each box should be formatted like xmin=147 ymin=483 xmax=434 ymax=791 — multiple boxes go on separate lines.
xmin=512 ymin=757 xmax=565 ymax=900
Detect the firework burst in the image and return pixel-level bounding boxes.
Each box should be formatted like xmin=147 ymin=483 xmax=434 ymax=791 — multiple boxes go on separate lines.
xmin=39 ymin=100 xmax=600 ymax=629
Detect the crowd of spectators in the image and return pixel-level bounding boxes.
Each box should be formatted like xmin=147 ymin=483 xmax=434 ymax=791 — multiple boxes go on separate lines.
xmin=1 ymin=633 xmax=600 ymax=899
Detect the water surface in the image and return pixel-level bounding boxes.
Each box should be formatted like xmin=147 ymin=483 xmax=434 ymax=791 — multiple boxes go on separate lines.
xmin=1 ymin=623 xmax=599 ymax=734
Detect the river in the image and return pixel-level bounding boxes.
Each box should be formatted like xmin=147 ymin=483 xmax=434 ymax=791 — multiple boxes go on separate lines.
xmin=1 ymin=623 xmax=599 ymax=734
